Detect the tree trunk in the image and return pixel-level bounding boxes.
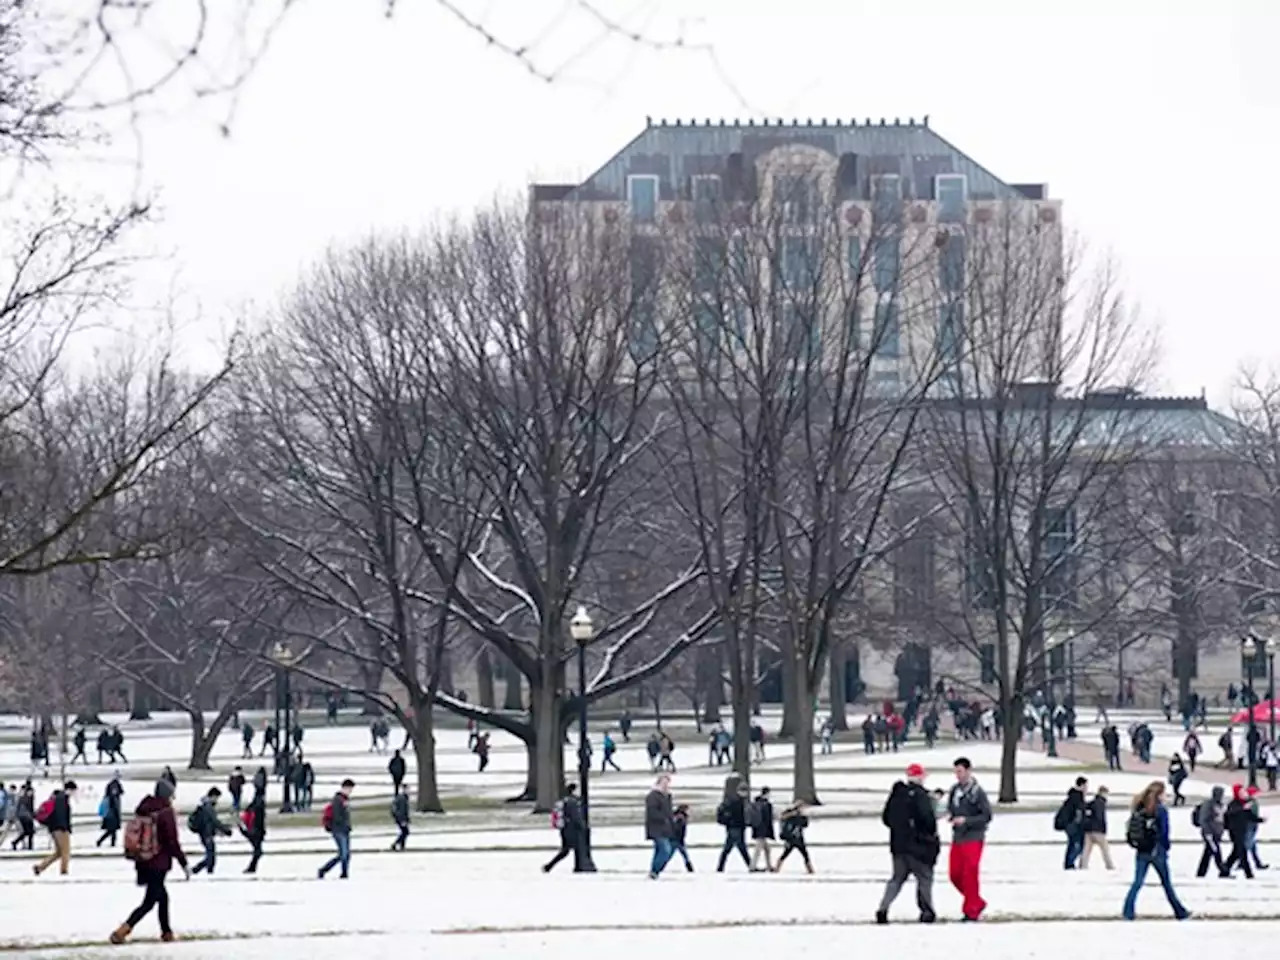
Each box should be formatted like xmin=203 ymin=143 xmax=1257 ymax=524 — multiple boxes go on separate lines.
xmin=129 ymin=685 xmax=152 ymax=721
xmin=410 ymin=706 xmax=443 ymax=813
xmin=652 ymin=691 xmax=663 ymax=731
xmin=790 ymin=656 xmax=820 ymax=803
xmin=437 ymin=652 xmax=455 ymax=699
xmin=476 ymin=648 xmax=496 ymax=709
xmin=187 ymin=710 xmax=210 ymax=770
xmin=828 ymin=642 xmax=848 ymax=730
xmin=502 ymin=657 xmax=523 ymax=711
xmin=511 ymin=735 xmax=537 ymax=803
xmin=998 ymin=695 xmax=1021 ymax=803
xmin=359 ymin=662 xmax=385 ymax=715
xmin=531 ymin=679 xmax=563 ymax=812
xmin=698 ymin=645 xmax=723 ymax=725
xmin=779 ymin=639 xmax=799 ymax=739
xmin=690 ymin=693 xmax=703 ymax=733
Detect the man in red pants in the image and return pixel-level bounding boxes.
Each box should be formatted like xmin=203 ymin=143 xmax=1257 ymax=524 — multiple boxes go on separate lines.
xmin=946 ymin=756 xmax=992 ymax=921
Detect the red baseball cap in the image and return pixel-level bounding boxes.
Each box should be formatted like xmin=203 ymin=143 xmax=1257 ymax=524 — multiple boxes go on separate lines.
xmin=906 ymin=763 xmax=926 ymax=779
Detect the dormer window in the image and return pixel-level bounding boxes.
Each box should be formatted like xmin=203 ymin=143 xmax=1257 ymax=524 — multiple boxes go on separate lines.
xmin=691 ymin=175 xmax=721 ymax=224
xmin=870 ymin=174 xmax=902 ymax=222
xmin=935 ymin=174 xmax=967 ymax=223
xmin=627 ymin=175 xmax=659 ymax=223
xmin=772 ymin=172 xmax=817 ymax=225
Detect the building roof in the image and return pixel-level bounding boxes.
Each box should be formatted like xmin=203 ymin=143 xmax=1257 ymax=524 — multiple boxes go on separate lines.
xmin=547 ymin=117 xmax=1039 ymax=205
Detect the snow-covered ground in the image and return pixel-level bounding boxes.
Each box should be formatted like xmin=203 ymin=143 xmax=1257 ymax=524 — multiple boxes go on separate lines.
xmin=0 ymin=709 xmax=1274 ymax=956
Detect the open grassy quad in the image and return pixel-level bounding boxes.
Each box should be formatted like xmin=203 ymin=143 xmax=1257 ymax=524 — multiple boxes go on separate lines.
xmin=0 ymin=710 xmax=1274 ymax=958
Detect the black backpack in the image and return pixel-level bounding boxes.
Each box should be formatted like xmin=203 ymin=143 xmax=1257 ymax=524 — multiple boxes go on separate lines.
xmin=1053 ymin=802 xmax=1071 ymax=832
xmin=1191 ymin=805 xmax=1202 ymax=829
xmin=715 ymin=800 xmax=731 ymax=827
xmin=1125 ymin=809 xmax=1158 ymax=853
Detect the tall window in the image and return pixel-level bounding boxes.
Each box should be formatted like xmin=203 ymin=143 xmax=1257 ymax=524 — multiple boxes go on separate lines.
xmin=692 ymin=175 xmax=721 ymax=224
xmin=629 ymin=238 xmax=659 ymax=359
xmin=935 ymin=174 xmax=967 ymax=223
xmin=693 ymin=237 xmax=726 ymax=354
xmin=773 ymin=172 xmax=816 ymax=225
xmin=781 ymin=236 xmax=819 ymax=355
xmin=872 ymin=295 xmax=899 ymax=358
xmin=938 ymin=301 xmax=963 ymax=365
xmin=940 ymin=231 xmax=965 ymax=293
xmin=871 ymin=174 xmax=902 ymax=222
xmin=1171 ymin=491 xmax=1198 ymax=536
xmin=873 ymin=233 xmax=900 ymax=293
xmin=627 ymin=175 xmax=659 ymax=223
xmin=1042 ymin=505 xmax=1077 ymax=607
xmin=966 ymin=513 xmax=996 ymax=610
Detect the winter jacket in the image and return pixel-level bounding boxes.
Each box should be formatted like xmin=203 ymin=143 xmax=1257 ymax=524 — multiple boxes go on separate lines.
xmin=1060 ymin=787 xmax=1087 ymax=829
xmin=1082 ymin=795 xmax=1108 ymax=834
xmin=252 ymin=769 xmax=268 ymax=796
xmin=1198 ymin=790 xmax=1225 ymax=840
xmin=779 ymin=807 xmax=809 ymax=845
xmin=718 ymin=795 xmax=749 ymax=830
xmin=882 ymin=781 xmax=940 ymax=864
xmin=1224 ymin=797 xmax=1260 ymax=840
xmin=194 ymin=798 xmax=232 ymax=840
xmin=1154 ymin=803 xmax=1172 ymax=853
xmin=133 ymin=796 xmax=187 ymax=880
xmin=327 ymin=793 xmax=352 ymax=835
xmin=391 ymin=793 xmax=410 ymax=825
xmin=43 ymin=790 xmax=73 ymax=833
xmin=750 ymin=796 xmax=775 ymax=840
xmin=242 ymin=794 xmax=267 ymax=841
xmin=228 ymin=774 xmax=246 ymax=798
xmin=644 ymin=789 xmax=674 ymax=840
xmin=560 ymin=795 xmax=584 ymax=835
xmin=947 ymin=778 xmax=992 ymax=844
xmin=671 ymin=810 xmax=689 ymax=845
xmin=388 ymin=756 xmax=407 ymax=783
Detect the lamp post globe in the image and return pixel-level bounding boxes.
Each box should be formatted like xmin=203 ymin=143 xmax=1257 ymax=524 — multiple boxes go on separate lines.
xmin=569 ymin=605 xmax=597 ymax=872
xmin=1243 ymin=636 xmax=1258 ymax=790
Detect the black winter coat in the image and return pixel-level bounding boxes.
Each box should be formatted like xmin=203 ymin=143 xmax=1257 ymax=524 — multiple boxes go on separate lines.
xmin=882 ymin=781 xmax=939 ymax=864
xmin=718 ymin=795 xmax=748 ymax=830
xmin=750 ymin=796 xmax=775 ymax=840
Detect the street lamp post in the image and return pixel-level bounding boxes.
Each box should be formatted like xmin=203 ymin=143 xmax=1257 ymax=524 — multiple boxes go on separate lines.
xmin=1243 ymin=636 xmax=1258 ymax=790
xmin=569 ymin=606 xmax=598 ymax=873
xmin=1270 ymin=650 xmax=1276 ymax=747
xmin=272 ymin=642 xmax=296 ymax=813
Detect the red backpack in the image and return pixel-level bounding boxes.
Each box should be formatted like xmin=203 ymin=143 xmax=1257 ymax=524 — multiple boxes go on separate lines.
xmin=34 ymin=796 xmax=55 ymax=825
xmin=241 ymin=809 xmax=256 ymax=833
xmin=321 ymin=802 xmax=334 ymax=833
xmin=550 ymin=801 xmax=564 ymax=830
xmin=123 ymin=813 xmax=160 ymax=862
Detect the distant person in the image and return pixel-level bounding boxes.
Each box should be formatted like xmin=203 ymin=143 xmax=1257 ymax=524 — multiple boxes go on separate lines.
xmin=240 ymin=790 xmax=267 ymax=875
xmin=32 ymin=781 xmax=77 ymax=877
xmin=228 ymin=767 xmax=246 ymax=813
xmin=318 ymin=779 xmax=355 ymax=880
xmin=946 ymin=757 xmax=991 ymax=922
xmin=749 ymin=786 xmax=776 ymax=873
xmin=98 ymin=774 xmax=124 ymax=848
xmin=390 ymin=785 xmax=411 ymax=852
xmin=543 ymin=783 xmax=585 ymax=873
xmin=241 ymin=723 xmax=255 ymax=759
xmin=71 ymin=727 xmax=88 ymax=764
xmin=644 ymin=775 xmax=675 ymax=879
xmin=189 ymin=788 xmax=233 ymax=876
xmin=775 ymin=799 xmax=813 ymax=874
xmin=388 ymin=751 xmax=406 ymax=793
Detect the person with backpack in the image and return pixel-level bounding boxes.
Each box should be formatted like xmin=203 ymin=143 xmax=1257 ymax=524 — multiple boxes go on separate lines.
xmin=227 ymin=767 xmax=246 ymax=813
xmin=1183 ymin=731 xmax=1203 ymax=773
xmin=388 ymin=750 xmax=407 ymax=794
xmin=1101 ymin=725 xmax=1122 ymax=771
xmin=1055 ymin=776 xmax=1089 ymax=870
xmin=189 ymin=787 xmax=233 ymax=876
xmin=98 ymin=775 xmax=124 ymax=848
xmin=1194 ymin=785 xmax=1227 ymax=877
xmin=240 ymin=789 xmax=267 ymax=875
xmin=241 ymin=722 xmax=255 ymax=759
xmin=670 ymin=803 xmax=695 ymax=871
xmin=946 ymin=757 xmax=991 ymax=922
xmin=645 ymin=733 xmax=661 ymax=771
xmin=774 ymin=799 xmax=813 ymax=873
xmin=111 ymin=779 xmax=189 ymax=944
xmin=1080 ymin=786 xmax=1114 ymax=870
xmin=749 ymin=785 xmax=776 ymax=873
xmin=1222 ymin=783 xmax=1261 ymax=878
xmin=160 ymin=766 xmax=178 ymax=790
xmin=543 ymin=783 xmax=585 ymax=873
xmin=252 ymin=765 xmax=268 ymax=799
xmin=318 ymin=779 xmax=355 ymax=879
xmin=109 ymin=727 xmax=128 ymax=764
xmin=295 ymin=755 xmax=315 ymax=811
xmin=1122 ymin=780 xmax=1189 ymax=920
xmin=1167 ymin=755 xmax=1188 ymax=807
xmin=715 ymin=781 xmax=752 ymax=872
xmin=644 ymin=774 xmax=675 ymax=878
xmin=11 ymin=783 xmax=34 ymax=851
xmin=71 ymin=727 xmax=88 ymax=764
xmin=876 ymin=763 xmax=938 ymax=923
xmin=390 ymin=784 xmax=411 ymax=852
xmin=1217 ymin=728 xmax=1235 ymax=768
xmin=601 ymin=732 xmax=621 ymax=772
xmin=32 ymin=781 xmax=77 ymax=877
xmin=261 ymin=723 xmax=277 ymax=758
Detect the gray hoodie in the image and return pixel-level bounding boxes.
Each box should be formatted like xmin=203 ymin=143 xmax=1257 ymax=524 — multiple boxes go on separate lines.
xmin=1197 ymin=787 xmax=1225 ymax=840
xmin=947 ymin=777 xmax=993 ymax=843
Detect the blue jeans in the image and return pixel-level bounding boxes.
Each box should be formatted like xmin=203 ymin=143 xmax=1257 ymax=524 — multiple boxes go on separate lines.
xmin=1064 ymin=827 xmax=1083 ymax=869
xmin=192 ymin=836 xmax=216 ymax=874
xmin=320 ymin=832 xmax=351 ymax=878
xmin=649 ymin=837 xmax=673 ymax=876
xmin=1123 ymin=850 xmax=1188 ymax=920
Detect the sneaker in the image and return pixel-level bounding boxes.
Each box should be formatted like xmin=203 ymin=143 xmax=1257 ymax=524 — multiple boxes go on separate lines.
xmin=875 ymin=911 xmax=888 ymax=925
xmin=920 ymin=911 xmax=936 ymax=924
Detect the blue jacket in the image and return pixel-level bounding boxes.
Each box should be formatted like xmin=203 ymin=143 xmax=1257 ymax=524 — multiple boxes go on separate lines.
xmin=1155 ymin=803 xmax=1171 ymax=853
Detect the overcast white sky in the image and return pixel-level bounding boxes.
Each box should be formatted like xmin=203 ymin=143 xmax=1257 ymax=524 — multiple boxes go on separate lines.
xmin=63 ymin=0 xmax=1280 ymax=405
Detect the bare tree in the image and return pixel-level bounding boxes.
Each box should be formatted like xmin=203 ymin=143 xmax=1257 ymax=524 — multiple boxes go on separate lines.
xmin=917 ymin=206 xmax=1157 ymax=802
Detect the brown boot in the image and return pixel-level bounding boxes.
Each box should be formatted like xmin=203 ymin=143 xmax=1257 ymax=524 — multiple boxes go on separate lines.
xmin=161 ymin=932 xmax=176 ymax=943
xmin=805 ymin=862 xmax=815 ymax=875
xmin=109 ymin=924 xmax=132 ymax=945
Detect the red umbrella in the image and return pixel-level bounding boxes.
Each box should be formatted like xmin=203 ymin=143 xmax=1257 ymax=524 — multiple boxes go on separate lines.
xmin=1230 ymin=700 xmax=1280 ymax=725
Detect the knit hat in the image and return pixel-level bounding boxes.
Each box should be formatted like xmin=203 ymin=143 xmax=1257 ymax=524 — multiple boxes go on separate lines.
xmin=1247 ymin=785 xmax=1260 ymax=797
xmin=154 ymin=779 xmax=174 ymax=801
xmin=906 ymin=763 xmax=926 ymax=780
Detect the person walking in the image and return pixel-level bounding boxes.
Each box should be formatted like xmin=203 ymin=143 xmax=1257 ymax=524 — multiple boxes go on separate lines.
xmin=318 ymin=779 xmax=355 ymax=880
xmin=543 ymin=783 xmax=585 ymax=873
xmin=1167 ymin=755 xmax=1188 ymax=807
xmin=189 ymin=788 xmax=233 ymax=876
xmin=71 ymin=727 xmax=88 ymax=764
xmin=32 ymin=781 xmax=77 ymax=877
xmin=97 ymin=775 xmax=124 ymax=848
xmin=645 ymin=774 xmax=675 ymax=879
xmin=390 ymin=785 xmax=410 ymax=851
xmin=97 ymin=729 xmax=111 ymax=765
xmin=228 ymin=767 xmax=246 ymax=813
xmin=1122 ymin=781 xmax=1189 ymax=920
xmin=774 ymin=800 xmax=813 ymax=873
xmin=946 ymin=757 xmax=991 ymax=922
xmin=749 ymin=785 xmax=776 ymax=873
xmin=1101 ymin=725 xmax=1122 ymax=771
xmin=1244 ymin=785 xmax=1268 ymax=870
xmin=475 ymin=732 xmax=491 ymax=772
xmin=111 ymin=779 xmax=189 ymax=944
xmin=715 ymin=781 xmax=752 ymax=872
xmin=1222 ymin=783 xmax=1260 ymax=878
xmin=109 ymin=727 xmax=128 ymax=764
xmin=1055 ymin=776 xmax=1089 ymax=869
xmin=252 ymin=765 xmax=268 ymax=800
xmin=240 ymin=789 xmax=267 ymax=875
xmin=671 ymin=804 xmax=695 ymax=871
xmin=160 ymin=766 xmax=178 ymax=790
xmin=601 ymin=732 xmax=621 ymax=772
xmin=11 ymin=784 xmax=34 ymax=851
xmin=241 ymin=722 xmax=254 ymax=759
xmin=876 ymin=763 xmax=939 ymax=923
xmin=1183 ymin=731 xmax=1202 ymax=773
xmin=388 ymin=751 xmax=406 ymax=794
xmin=1194 ymin=785 xmax=1227 ymax=877
xmin=1080 ymin=786 xmax=1114 ymax=870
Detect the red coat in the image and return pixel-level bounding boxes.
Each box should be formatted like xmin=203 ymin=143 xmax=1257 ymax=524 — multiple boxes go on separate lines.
xmin=133 ymin=796 xmax=187 ymax=882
